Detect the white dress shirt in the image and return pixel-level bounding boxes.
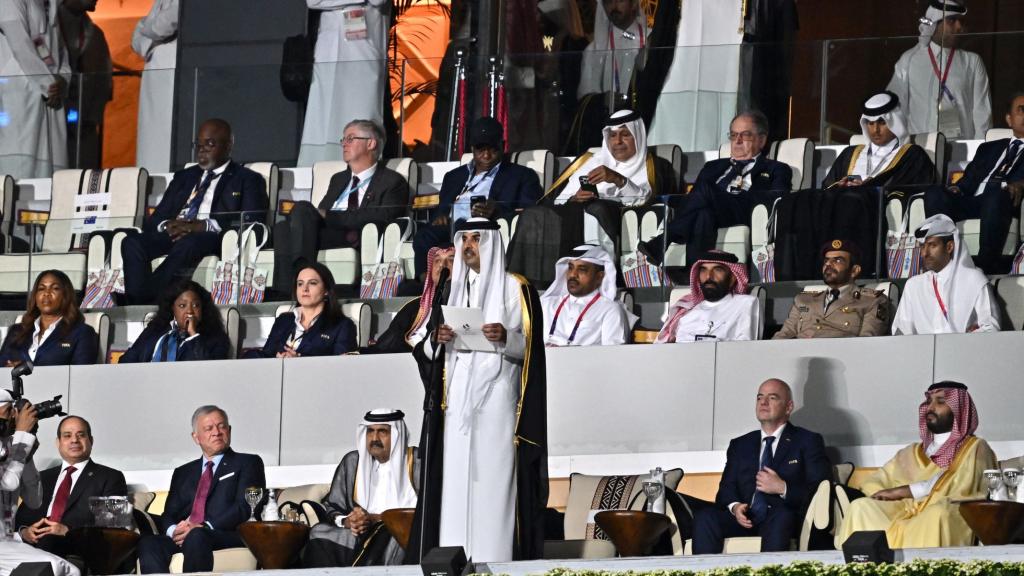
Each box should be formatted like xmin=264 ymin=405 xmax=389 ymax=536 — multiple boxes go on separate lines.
xmin=331 ymin=164 xmax=378 ymax=211
xmin=28 ymin=317 xmax=62 ymax=361
xmin=976 ymin=136 xmax=1024 ymax=196
xmin=45 ymin=459 xmax=90 ymax=518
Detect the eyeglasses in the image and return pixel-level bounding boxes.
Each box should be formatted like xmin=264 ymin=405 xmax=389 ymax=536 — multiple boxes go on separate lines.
xmin=726 ymin=131 xmax=762 ymax=142
xmin=192 ymin=138 xmax=224 ymax=149
xmin=341 ymin=135 xmax=372 ymax=144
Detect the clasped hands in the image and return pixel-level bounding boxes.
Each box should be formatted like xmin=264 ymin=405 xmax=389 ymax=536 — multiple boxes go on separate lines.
xmin=19 ymin=518 xmax=68 ymax=543
xmin=165 ymin=219 xmax=206 ymax=242
xmin=343 ymin=507 xmax=380 ymax=536
xmin=434 ymin=323 xmax=507 ymax=344
xmin=731 ymin=467 xmax=786 ymax=529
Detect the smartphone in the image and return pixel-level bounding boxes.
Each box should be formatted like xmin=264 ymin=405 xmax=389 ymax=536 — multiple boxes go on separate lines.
xmin=578 ymin=176 xmax=598 ymax=193
xmin=470 ymin=195 xmax=486 ymax=206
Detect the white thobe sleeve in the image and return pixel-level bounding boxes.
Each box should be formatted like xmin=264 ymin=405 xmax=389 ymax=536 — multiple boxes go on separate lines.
xmin=132 ymin=0 xmax=178 ymax=59
xmin=968 ymin=55 xmax=992 ymax=140
xmin=891 ymin=297 xmax=916 ymax=335
xmin=577 ymin=42 xmax=603 ymax=99
xmin=908 ymin=471 xmax=943 ymax=500
xmin=601 ymin=304 xmax=629 ymax=345
xmin=741 ymin=297 xmax=759 ymax=341
xmin=603 ymin=178 xmax=651 ymax=206
xmin=970 ymin=284 xmax=1000 ymax=333
xmin=499 ymin=287 xmax=526 ymax=360
xmin=886 ymin=56 xmax=911 ymax=125
xmin=0 ymin=5 xmax=55 ymax=95
xmin=0 ymin=432 xmax=37 ymax=493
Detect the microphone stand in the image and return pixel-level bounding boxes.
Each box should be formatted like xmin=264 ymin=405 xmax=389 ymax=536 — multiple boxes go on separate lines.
xmin=418 ymin=268 xmax=449 ymax=562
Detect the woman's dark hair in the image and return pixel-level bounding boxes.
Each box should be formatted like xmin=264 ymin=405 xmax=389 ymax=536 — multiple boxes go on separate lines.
xmin=13 ymin=270 xmax=82 ymax=346
xmin=294 ymin=262 xmax=343 ymax=328
xmin=151 ymin=279 xmax=226 ymax=338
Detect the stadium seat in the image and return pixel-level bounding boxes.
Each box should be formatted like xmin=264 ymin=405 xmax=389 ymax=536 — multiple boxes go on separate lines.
xmin=995 ymin=276 xmax=1024 ymax=330
xmin=0 ymin=168 xmax=147 ymax=292
xmin=168 ymin=548 xmax=256 ymax=574
xmin=666 ymin=285 xmax=766 ymax=339
xmin=221 ymin=306 xmax=240 ymax=359
xmin=851 ymin=132 xmax=946 ymax=183
xmin=986 ymin=128 xmax=1013 ymax=141
xmin=511 ymin=149 xmax=556 ymax=190
xmin=906 ymin=194 xmax=1020 ymax=257
xmin=14 ymin=311 xmax=109 ymax=363
xmin=278 ymin=483 xmax=331 ymax=526
xmin=274 ymin=301 xmax=371 ymax=347
xmin=769 ymin=138 xmax=814 ymax=190
xmin=651 ymin=144 xmax=684 ymax=192
xmin=0 ymin=174 xmax=13 ymax=252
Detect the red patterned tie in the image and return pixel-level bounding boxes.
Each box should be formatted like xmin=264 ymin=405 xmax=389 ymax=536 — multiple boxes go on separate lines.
xmin=48 ymin=466 xmax=77 ymax=522
xmin=188 ymin=461 xmax=215 ymax=524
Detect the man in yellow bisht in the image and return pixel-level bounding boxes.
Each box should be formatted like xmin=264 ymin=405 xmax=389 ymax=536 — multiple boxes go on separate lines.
xmin=835 ymin=381 xmax=995 ymax=548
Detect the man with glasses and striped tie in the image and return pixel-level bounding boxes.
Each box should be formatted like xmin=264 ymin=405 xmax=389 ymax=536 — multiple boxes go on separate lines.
xmin=121 ymin=118 xmax=268 ymax=304
xmin=272 ymin=119 xmax=410 ymax=292
xmin=691 ymin=378 xmax=829 ymax=554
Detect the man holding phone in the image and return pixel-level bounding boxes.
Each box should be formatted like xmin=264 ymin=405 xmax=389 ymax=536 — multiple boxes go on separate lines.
xmin=412 ymin=117 xmax=542 ymax=280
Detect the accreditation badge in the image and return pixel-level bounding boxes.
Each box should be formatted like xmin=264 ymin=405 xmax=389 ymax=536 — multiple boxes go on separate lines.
xmin=937 ymin=93 xmax=961 ymax=138
xmin=343 ymin=7 xmax=369 ymax=41
xmin=34 ymin=35 xmax=55 ymax=67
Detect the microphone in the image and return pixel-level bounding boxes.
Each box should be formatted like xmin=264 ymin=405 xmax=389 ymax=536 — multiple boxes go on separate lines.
xmin=429 ymin=268 xmax=450 ymax=333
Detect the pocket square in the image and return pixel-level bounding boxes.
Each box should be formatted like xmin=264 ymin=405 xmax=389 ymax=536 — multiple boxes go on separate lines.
xmin=788 ymin=459 xmax=799 ymax=464
xmin=218 ymin=471 xmax=236 ymax=481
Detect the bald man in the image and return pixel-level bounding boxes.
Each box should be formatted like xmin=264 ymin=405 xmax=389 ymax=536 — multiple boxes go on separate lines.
xmin=692 ymin=379 xmax=830 ymax=554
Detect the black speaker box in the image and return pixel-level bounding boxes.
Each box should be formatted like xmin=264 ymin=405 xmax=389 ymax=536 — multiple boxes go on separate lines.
xmin=11 ymin=563 xmax=55 ymax=576
xmin=421 ymin=546 xmax=469 ymax=576
xmin=842 ymin=530 xmax=894 ymax=564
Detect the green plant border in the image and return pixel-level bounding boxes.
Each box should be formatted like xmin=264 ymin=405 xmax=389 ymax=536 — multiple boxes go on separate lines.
xmin=533 ymin=559 xmax=1024 ymax=576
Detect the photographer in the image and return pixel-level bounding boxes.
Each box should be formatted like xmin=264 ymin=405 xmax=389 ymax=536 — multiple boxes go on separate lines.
xmin=0 ymin=391 xmax=80 ymax=576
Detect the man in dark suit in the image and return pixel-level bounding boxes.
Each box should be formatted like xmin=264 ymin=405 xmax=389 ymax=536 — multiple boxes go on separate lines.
xmin=692 ymin=378 xmax=830 ymax=554
xmin=273 ymin=119 xmax=411 ymax=290
xmin=121 ymin=118 xmax=268 ymax=304
xmin=411 ymin=117 xmax=542 ymax=279
xmin=925 ymin=92 xmax=1024 ymax=273
xmin=639 ymin=110 xmax=792 ymax=267
xmin=16 ymin=415 xmax=126 ymax=558
xmin=137 ymin=405 xmax=266 ymax=574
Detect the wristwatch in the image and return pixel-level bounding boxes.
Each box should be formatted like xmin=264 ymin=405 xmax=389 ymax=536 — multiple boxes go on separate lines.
xmin=334 ymin=515 xmax=346 ymax=528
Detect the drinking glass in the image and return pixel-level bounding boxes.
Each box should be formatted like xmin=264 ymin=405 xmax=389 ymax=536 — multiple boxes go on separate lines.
xmin=1002 ymin=468 xmax=1020 ymax=501
xmin=244 ymin=487 xmax=264 ymax=522
xmin=984 ymin=469 xmax=1004 ymax=500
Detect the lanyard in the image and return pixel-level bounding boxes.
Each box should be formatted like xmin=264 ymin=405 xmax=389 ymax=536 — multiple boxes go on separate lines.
xmin=927 ymin=46 xmax=957 ymax=104
xmin=454 ymin=164 xmax=499 ymax=204
xmin=608 ymin=23 xmax=644 ymax=95
xmin=549 ymin=293 xmax=602 ymax=343
xmin=931 ymin=275 xmax=949 ymax=321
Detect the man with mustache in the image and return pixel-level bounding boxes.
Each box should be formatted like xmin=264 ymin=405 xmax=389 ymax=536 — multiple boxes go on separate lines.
xmin=302 ymin=410 xmax=419 ymax=567
xmin=835 ymin=382 xmax=995 ymax=548
xmin=773 ymin=239 xmax=890 ymax=339
xmin=892 ymin=214 xmax=1000 ymax=334
xmin=656 ymin=250 xmax=759 ymax=343
xmin=540 ymin=245 xmax=633 ymax=346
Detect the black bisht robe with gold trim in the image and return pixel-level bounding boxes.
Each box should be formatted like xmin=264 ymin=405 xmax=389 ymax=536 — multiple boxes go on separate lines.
xmin=406 ymin=275 xmax=548 ymax=562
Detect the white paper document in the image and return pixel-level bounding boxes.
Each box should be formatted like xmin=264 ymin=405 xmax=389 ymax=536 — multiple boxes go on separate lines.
xmin=442 ymin=305 xmax=496 ymax=352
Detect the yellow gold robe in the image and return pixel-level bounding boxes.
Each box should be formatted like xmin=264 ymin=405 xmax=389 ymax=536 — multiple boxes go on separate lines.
xmin=835 ymin=436 xmax=996 ymax=549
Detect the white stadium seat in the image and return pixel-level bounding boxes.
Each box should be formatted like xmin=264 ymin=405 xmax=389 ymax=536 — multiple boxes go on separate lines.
xmin=274 ymin=301 xmax=372 ymax=347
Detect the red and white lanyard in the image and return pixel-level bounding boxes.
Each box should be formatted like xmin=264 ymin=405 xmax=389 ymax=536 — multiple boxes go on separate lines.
xmin=549 ymin=293 xmax=602 ymax=344
xmin=931 ymin=275 xmax=949 ymax=321
xmin=927 ymin=46 xmax=957 ymax=105
xmin=608 ymin=23 xmax=645 ymax=95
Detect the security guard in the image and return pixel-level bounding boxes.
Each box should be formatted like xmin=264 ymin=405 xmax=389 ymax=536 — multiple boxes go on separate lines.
xmin=773 ymin=239 xmax=891 ymax=339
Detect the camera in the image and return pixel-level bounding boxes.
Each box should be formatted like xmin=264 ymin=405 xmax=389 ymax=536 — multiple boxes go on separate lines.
xmin=9 ymin=360 xmax=66 ymax=423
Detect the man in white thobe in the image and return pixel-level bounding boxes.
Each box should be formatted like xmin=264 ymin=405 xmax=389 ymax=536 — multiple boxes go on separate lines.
xmin=298 ymin=0 xmax=389 ymax=166
xmin=541 ymin=245 xmax=634 ymax=346
xmin=577 ymin=0 xmax=646 ymax=105
xmin=892 ymin=214 xmax=1000 ymax=335
xmin=648 ymin=0 xmax=743 ymax=152
xmin=0 ymin=0 xmax=69 ymax=180
xmin=886 ymin=0 xmax=991 ymax=140
xmin=0 ymin=391 xmax=79 ymax=576
xmin=428 ymin=218 xmax=531 ymax=562
xmin=132 ymin=0 xmax=177 ymax=173
xmin=656 ymin=250 xmax=759 ymax=343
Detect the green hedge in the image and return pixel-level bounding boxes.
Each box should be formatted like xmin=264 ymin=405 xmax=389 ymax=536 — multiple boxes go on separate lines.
xmin=542 ymin=560 xmax=1024 ymax=576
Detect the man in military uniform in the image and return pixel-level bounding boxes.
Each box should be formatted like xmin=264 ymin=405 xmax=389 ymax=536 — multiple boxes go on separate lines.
xmin=773 ymin=239 xmax=890 ymax=339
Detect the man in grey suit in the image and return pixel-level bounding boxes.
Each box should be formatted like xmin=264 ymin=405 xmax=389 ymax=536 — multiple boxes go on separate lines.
xmin=272 ymin=119 xmax=410 ymax=289
xmin=301 ymin=409 xmax=420 ymax=567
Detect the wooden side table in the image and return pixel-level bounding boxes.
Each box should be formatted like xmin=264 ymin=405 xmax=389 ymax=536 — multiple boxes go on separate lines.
xmin=238 ymin=521 xmax=310 ymax=569
xmin=381 ymin=508 xmax=416 ymax=550
xmin=960 ymin=500 xmax=1024 ymax=545
xmin=594 ymin=510 xmax=671 ymax=557
xmin=66 ymin=527 xmax=140 ymax=576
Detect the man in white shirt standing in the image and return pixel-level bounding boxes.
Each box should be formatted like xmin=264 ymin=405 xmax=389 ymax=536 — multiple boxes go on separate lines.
xmin=121 ymin=118 xmax=268 ymax=304
xmin=541 ymin=245 xmax=634 ymax=346
xmin=302 ymin=409 xmax=418 ymax=567
xmin=656 ymin=250 xmax=759 ymax=343
xmin=16 ymin=416 xmax=127 ymax=561
xmin=892 ymin=214 xmax=1000 ymax=334
xmin=887 ymin=0 xmax=991 ymax=139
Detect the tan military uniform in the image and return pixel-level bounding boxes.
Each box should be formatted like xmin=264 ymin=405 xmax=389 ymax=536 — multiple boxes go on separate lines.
xmin=772 ymin=284 xmax=891 ymax=339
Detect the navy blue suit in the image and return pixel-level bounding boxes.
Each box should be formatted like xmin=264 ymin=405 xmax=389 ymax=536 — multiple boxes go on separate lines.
xmin=119 ymin=322 xmax=231 ymax=363
xmin=243 ymin=312 xmax=356 ymax=358
xmin=413 ymin=162 xmax=542 ymax=277
xmin=692 ymin=423 xmax=829 ymax=554
xmin=644 ymin=155 xmax=792 ymax=266
xmin=138 ymin=448 xmax=266 ymax=573
xmin=925 ymin=137 xmax=1024 ymax=273
xmin=0 ymin=319 xmax=98 ymax=366
xmin=121 ymin=161 xmax=268 ymax=304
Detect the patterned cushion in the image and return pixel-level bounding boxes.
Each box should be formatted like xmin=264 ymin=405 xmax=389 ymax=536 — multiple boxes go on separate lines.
xmin=564 ymin=469 xmax=684 ymax=541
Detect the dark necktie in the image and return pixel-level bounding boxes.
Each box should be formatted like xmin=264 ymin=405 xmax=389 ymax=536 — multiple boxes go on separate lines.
xmin=48 ymin=465 xmax=77 ymax=522
xmin=347 ymin=176 xmax=361 ymax=210
xmin=748 ymin=436 xmax=775 ymax=524
xmin=188 ymin=461 xmax=215 ymax=524
xmin=720 ymin=159 xmax=754 ymax=193
xmin=993 ymin=140 xmax=1022 ymax=182
xmin=184 ymin=171 xmax=217 ymax=220
xmin=825 ymin=288 xmax=841 ymax=313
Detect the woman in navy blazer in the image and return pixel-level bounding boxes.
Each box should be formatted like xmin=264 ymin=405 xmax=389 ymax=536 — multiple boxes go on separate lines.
xmin=245 ymin=262 xmax=356 ymax=358
xmin=120 ymin=280 xmax=231 ymax=363
xmin=0 ymin=270 xmax=98 ymax=366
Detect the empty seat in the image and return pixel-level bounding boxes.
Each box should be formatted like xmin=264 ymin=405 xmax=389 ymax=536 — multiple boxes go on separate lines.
xmin=511 ymin=149 xmax=555 ymax=189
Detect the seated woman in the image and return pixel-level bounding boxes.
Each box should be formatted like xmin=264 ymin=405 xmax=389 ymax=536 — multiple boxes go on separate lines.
xmin=120 ymin=280 xmax=231 ymax=363
xmin=0 ymin=270 xmax=98 ymax=366
xmin=245 ymin=262 xmax=356 ymax=358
